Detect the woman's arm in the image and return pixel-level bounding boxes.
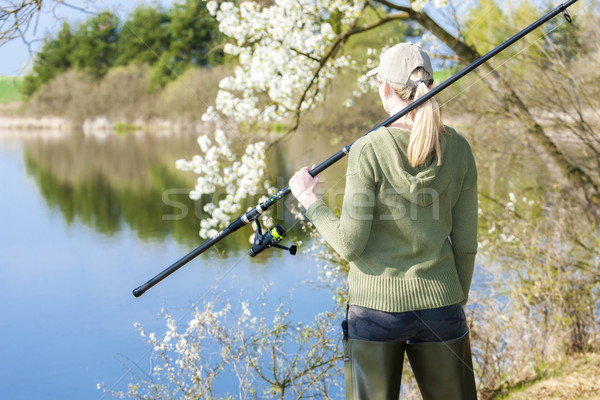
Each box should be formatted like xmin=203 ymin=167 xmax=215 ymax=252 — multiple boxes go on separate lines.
xmin=289 ymin=140 xmax=376 ymax=261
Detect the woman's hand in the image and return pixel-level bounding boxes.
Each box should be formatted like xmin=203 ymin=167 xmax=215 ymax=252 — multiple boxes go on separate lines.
xmin=289 ymin=165 xmax=320 ymax=210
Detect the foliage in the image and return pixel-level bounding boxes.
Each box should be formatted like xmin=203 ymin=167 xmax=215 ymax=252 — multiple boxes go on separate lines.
xmin=21 ymin=11 xmax=119 ymax=97
xmin=21 ymin=0 xmax=223 ymax=97
xmin=69 ymin=11 xmax=119 ymax=77
xmin=471 ymin=190 xmax=600 ymax=397
xmin=21 ymin=21 xmax=74 ymax=98
xmin=116 ymin=5 xmax=170 ymax=66
xmin=518 ymin=33 xmax=600 ymax=182
xmin=479 ymin=190 xmax=600 ymax=354
xmin=148 ymin=0 xmax=223 ymax=89
xmin=462 ymin=0 xmax=506 ymax=54
xmin=461 ymin=0 xmax=573 ymax=61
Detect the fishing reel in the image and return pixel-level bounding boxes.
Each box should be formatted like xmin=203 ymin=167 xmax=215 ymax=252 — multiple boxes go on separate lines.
xmin=248 ymin=218 xmax=297 ymax=257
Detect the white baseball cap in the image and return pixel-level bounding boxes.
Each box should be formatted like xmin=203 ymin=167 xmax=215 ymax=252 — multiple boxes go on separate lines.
xmin=366 ymin=43 xmax=434 ymax=86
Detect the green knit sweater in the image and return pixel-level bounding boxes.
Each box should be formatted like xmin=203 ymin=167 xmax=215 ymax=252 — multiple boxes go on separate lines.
xmin=306 ymin=126 xmax=478 ymax=312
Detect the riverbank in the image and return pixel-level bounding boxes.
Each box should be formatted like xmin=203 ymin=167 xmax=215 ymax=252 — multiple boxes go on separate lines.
xmin=0 ymin=113 xmax=219 ymax=141
xmin=499 ymin=352 xmax=600 ymax=400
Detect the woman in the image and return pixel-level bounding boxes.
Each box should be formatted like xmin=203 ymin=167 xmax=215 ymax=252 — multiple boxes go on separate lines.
xmin=289 ymin=43 xmax=478 ymax=399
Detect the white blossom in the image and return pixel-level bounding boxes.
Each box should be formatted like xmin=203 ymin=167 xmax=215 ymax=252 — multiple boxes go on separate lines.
xmin=201 ymin=0 xmax=371 ymax=123
xmin=185 ymin=0 xmax=452 ymax=239
xmin=206 ymin=0 xmax=218 ymax=15
xmin=177 ymin=130 xmax=272 ymax=238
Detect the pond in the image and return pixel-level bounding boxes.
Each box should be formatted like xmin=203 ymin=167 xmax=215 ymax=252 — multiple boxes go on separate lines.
xmin=0 ymin=127 xmax=342 ymax=399
xmin=0 ymin=121 xmax=507 ymax=399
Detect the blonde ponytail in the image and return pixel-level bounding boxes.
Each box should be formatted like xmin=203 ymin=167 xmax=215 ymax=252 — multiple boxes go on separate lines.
xmin=383 ymin=67 xmax=445 ymax=167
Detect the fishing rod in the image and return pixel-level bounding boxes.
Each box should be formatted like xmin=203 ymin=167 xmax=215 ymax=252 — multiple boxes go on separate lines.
xmin=133 ymin=0 xmax=578 ymax=297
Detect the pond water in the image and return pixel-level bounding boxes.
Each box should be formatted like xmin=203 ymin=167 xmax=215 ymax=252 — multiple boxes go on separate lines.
xmin=0 ymin=128 xmax=342 ymax=399
xmin=0 ymin=123 xmax=503 ymax=399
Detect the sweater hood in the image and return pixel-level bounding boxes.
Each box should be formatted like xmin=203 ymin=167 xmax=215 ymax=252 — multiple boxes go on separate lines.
xmin=368 ymin=126 xmax=458 ymax=207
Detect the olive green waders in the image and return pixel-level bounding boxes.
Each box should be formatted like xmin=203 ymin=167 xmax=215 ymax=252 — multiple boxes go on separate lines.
xmin=343 ymin=332 xmax=477 ymax=400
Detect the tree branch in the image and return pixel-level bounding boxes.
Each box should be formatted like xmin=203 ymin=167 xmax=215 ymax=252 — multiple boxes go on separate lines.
xmin=267 ymin=12 xmax=410 ymax=150
xmin=403 ymin=6 xmax=600 ymax=213
xmin=0 ymin=0 xmax=41 ymax=44
xmin=372 ymin=0 xmax=412 ymax=13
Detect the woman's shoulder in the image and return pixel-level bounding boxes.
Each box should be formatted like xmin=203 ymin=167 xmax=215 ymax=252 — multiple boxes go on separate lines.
xmin=347 ymin=130 xmax=382 ymax=178
xmin=444 ymin=125 xmax=467 ymax=142
xmin=443 ymin=126 xmax=474 ymax=154
xmin=443 ymin=126 xmax=477 ymax=183
xmin=358 ymin=126 xmax=400 ymax=151
xmin=349 ymin=131 xmax=378 ymax=156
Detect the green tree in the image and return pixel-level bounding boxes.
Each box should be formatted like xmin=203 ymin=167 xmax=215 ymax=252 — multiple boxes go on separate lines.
xmin=69 ymin=11 xmax=119 ymax=78
xmin=149 ymin=0 xmax=223 ymax=88
xmin=22 ymin=11 xmax=119 ymax=97
xmin=463 ymin=0 xmax=506 ymax=54
xmin=168 ymin=0 xmax=222 ymax=67
xmin=21 ymin=21 xmax=73 ymax=97
xmin=463 ymin=0 xmax=575 ymax=63
xmin=115 ymin=5 xmax=170 ymax=66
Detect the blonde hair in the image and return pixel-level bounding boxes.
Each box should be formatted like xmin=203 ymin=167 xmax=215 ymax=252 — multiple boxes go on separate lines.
xmin=380 ymin=67 xmax=445 ymax=167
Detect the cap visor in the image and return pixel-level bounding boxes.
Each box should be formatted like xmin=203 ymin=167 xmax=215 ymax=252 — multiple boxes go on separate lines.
xmin=365 ymin=66 xmax=379 ymax=77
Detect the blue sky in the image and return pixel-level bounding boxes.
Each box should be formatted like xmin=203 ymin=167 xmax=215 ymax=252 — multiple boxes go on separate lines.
xmin=0 ymin=0 xmax=470 ymax=76
xmin=1 ymin=0 xmax=565 ymax=77
xmin=0 ymin=0 xmax=173 ymax=76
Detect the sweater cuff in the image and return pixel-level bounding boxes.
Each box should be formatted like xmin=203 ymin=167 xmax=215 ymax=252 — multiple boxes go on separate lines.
xmin=305 ymin=198 xmax=328 ymax=221
xmin=454 ymin=251 xmax=476 ymax=305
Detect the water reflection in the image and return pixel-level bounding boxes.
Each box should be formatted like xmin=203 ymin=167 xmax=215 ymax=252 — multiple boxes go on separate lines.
xmin=23 ymin=130 xmax=207 ymax=246
xmin=20 ymin=119 xmax=542 ymax=260
xmin=19 ymin=127 xmax=342 ymax=254
xmin=0 ymin=130 xmax=339 ymax=400
xmin=19 ymin=119 xmax=548 ymax=250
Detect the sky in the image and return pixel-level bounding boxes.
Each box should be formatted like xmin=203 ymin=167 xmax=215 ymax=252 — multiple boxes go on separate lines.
xmin=0 ymin=0 xmax=174 ymax=76
xmin=0 ymin=0 xmax=472 ymax=77
xmin=0 ymin=0 xmax=565 ymax=77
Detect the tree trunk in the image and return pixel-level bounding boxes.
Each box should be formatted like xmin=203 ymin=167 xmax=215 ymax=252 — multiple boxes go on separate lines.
xmin=408 ymin=8 xmax=600 ymax=215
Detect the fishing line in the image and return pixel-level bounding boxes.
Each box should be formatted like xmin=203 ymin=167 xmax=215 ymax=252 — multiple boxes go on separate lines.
xmin=266 ymin=0 xmax=528 ymax=251
xmin=283 ymin=2 xmax=584 ymax=281
xmin=272 ymin=7 xmax=584 ymax=372
xmin=288 ymin=8 xmax=575 ymax=230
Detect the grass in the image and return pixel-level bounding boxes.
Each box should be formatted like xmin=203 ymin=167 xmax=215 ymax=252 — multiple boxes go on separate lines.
xmin=0 ymin=76 xmax=23 ymax=104
xmin=115 ymin=120 xmax=140 ymax=135
xmin=497 ymin=352 xmax=600 ymax=400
